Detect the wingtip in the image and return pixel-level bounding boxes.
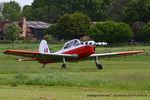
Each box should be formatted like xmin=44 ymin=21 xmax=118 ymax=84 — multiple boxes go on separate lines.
xmin=19 ymin=59 xmax=23 ymax=61
xmin=139 ymin=50 xmax=144 ymax=53
xmin=3 ymin=50 xmax=9 ymax=54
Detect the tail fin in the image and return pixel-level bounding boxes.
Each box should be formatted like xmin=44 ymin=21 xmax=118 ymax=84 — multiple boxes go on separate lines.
xmin=39 ymin=40 xmax=50 ymax=54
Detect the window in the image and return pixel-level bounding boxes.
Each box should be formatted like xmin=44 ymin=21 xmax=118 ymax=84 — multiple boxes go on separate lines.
xmin=63 ymin=39 xmax=81 ymax=49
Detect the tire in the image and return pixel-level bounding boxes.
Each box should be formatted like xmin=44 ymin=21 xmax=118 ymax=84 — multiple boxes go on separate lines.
xmin=97 ymin=64 xmax=102 ymax=70
xmin=61 ymin=64 xmax=66 ymax=69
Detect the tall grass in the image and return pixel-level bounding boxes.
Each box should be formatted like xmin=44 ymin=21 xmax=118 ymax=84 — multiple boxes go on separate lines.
xmin=0 ymin=72 xmax=150 ymax=90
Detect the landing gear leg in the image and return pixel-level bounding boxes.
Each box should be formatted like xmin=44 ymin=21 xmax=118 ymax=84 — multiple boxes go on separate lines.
xmin=61 ymin=57 xmax=66 ymax=69
xmin=42 ymin=63 xmax=46 ymax=68
xmin=95 ymin=57 xmax=103 ymax=70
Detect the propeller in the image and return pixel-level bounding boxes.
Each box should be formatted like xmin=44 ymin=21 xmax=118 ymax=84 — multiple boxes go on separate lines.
xmin=83 ymin=41 xmax=107 ymax=46
xmin=95 ymin=42 xmax=107 ymax=46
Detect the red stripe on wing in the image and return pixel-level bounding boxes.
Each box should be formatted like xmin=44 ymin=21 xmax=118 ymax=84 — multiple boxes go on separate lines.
xmin=4 ymin=50 xmax=41 ymax=58
xmin=118 ymin=50 xmax=144 ymax=55
xmin=19 ymin=58 xmax=39 ymax=61
xmin=4 ymin=50 xmax=41 ymax=54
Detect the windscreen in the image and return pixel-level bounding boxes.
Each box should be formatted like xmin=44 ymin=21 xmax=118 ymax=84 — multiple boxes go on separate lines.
xmin=63 ymin=39 xmax=81 ymax=49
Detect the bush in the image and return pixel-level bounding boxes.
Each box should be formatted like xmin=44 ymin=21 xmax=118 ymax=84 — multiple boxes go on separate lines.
xmin=47 ymin=12 xmax=91 ymax=39
xmin=89 ymin=21 xmax=134 ymax=43
xmin=43 ymin=34 xmax=53 ymax=41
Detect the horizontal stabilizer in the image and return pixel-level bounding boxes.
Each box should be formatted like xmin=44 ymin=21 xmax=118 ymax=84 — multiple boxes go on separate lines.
xmin=19 ymin=58 xmax=39 ymax=61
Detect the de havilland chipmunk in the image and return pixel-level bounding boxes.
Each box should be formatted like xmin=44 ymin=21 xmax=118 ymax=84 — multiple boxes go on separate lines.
xmin=4 ymin=39 xmax=144 ymax=69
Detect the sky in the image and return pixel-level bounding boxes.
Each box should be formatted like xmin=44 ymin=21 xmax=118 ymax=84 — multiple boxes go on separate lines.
xmin=0 ymin=0 xmax=34 ymax=7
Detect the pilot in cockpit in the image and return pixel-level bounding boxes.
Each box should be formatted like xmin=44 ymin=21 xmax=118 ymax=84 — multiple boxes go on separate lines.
xmin=63 ymin=39 xmax=81 ymax=49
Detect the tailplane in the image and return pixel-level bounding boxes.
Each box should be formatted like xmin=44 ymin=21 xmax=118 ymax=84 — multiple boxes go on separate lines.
xmin=39 ymin=40 xmax=50 ymax=54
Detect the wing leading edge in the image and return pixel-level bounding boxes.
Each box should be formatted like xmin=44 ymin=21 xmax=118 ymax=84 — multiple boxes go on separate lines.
xmin=4 ymin=50 xmax=78 ymax=62
xmin=89 ymin=50 xmax=144 ymax=58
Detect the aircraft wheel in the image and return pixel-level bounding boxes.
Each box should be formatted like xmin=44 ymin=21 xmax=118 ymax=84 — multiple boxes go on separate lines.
xmin=97 ymin=64 xmax=103 ymax=70
xmin=61 ymin=64 xmax=66 ymax=69
xmin=42 ymin=63 xmax=46 ymax=68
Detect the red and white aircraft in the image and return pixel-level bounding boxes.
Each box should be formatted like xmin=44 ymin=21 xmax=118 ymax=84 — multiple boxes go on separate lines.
xmin=4 ymin=39 xmax=144 ymax=69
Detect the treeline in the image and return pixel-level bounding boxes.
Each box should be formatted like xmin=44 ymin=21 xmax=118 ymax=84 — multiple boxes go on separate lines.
xmin=0 ymin=0 xmax=150 ymax=43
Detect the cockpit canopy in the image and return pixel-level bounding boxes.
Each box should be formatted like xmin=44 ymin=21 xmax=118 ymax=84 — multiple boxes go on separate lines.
xmin=63 ymin=39 xmax=81 ymax=49
xmin=63 ymin=39 xmax=107 ymax=49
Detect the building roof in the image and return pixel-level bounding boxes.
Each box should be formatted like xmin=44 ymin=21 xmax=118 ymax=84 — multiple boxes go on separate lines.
xmin=0 ymin=21 xmax=32 ymax=33
xmin=0 ymin=21 xmax=52 ymax=33
xmin=26 ymin=21 xmax=52 ymax=29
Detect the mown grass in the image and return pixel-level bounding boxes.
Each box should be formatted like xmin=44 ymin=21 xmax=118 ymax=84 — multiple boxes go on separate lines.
xmin=0 ymin=85 xmax=150 ymax=100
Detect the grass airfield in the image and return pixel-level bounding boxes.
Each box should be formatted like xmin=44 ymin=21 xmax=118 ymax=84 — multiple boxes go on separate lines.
xmin=0 ymin=43 xmax=150 ymax=100
xmin=0 ymin=85 xmax=149 ymax=100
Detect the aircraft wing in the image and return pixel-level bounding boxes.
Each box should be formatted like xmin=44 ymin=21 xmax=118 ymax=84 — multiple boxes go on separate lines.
xmin=4 ymin=50 xmax=78 ymax=62
xmin=89 ymin=50 xmax=144 ymax=58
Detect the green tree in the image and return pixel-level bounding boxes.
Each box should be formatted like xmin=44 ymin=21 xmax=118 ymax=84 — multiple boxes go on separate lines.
xmin=32 ymin=5 xmax=59 ymax=23
xmin=141 ymin=22 xmax=150 ymax=42
xmin=43 ymin=34 xmax=53 ymax=41
xmin=121 ymin=0 xmax=150 ymax=25
xmin=89 ymin=21 xmax=134 ymax=43
xmin=56 ymin=12 xmax=91 ymax=39
xmin=45 ymin=12 xmax=91 ymax=39
xmin=22 ymin=5 xmax=34 ymax=20
xmin=31 ymin=0 xmax=112 ymax=22
xmin=5 ymin=23 xmax=20 ymax=45
xmin=44 ymin=24 xmax=58 ymax=37
xmin=57 ymin=0 xmax=112 ymax=21
xmin=2 ymin=1 xmax=21 ymax=21
xmin=107 ymin=0 xmax=131 ymax=21
xmin=132 ymin=22 xmax=145 ymax=41
xmin=31 ymin=0 xmax=59 ymax=23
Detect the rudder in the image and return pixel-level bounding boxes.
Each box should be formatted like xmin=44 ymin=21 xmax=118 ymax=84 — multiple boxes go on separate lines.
xmin=39 ymin=40 xmax=50 ymax=54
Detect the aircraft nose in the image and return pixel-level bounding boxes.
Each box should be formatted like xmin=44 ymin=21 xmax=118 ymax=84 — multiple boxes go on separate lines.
xmin=89 ymin=46 xmax=95 ymax=54
xmin=94 ymin=47 xmax=96 ymax=51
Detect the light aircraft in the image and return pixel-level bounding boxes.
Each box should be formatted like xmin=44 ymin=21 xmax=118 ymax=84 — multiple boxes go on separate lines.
xmin=4 ymin=39 xmax=144 ymax=69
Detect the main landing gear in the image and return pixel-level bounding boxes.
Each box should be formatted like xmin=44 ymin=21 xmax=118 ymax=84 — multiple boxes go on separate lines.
xmin=42 ymin=63 xmax=46 ymax=68
xmin=61 ymin=57 xmax=66 ymax=69
xmin=42 ymin=57 xmax=102 ymax=70
xmin=95 ymin=57 xmax=103 ymax=70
